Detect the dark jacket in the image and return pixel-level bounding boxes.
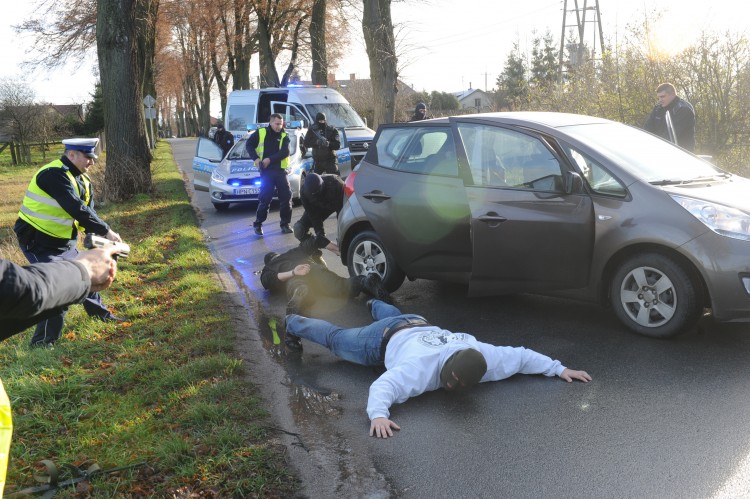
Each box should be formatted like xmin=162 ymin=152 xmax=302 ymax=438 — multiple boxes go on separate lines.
xmin=303 ymin=123 xmax=341 ymax=174
xmin=213 ymin=128 xmax=235 ymax=156
xmin=245 ymin=126 xmax=290 ymax=170
xmin=14 ymin=155 xmax=110 ymax=251
xmin=300 ymin=174 xmax=345 ymax=241
xmin=260 ymin=237 xmax=328 ymax=293
xmin=644 ymin=96 xmax=696 ymax=151
xmin=1 ymin=258 xmax=90 ymax=340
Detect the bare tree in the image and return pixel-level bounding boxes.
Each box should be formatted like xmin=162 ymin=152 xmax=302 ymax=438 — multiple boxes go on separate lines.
xmin=310 ymin=0 xmax=328 ymax=85
xmin=97 ymin=0 xmax=156 ymax=200
xmin=362 ymin=0 xmax=398 ymax=125
xmin=0 ymin=79 xmax=42 ymax=164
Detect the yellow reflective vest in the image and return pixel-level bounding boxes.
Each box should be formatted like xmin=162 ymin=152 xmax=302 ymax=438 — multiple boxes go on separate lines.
xmin=0 ymin=379 xmax=11 ymax=497
xmin=255 ymin=128 xmax=289 ymax=169
xmin=17 ymin=160 xmax=91 ymax=240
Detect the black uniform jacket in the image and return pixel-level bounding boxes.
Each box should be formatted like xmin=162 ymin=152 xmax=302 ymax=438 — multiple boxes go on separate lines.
xmin=301 ymin=175 xmax=345 ymax=242
xmin=1 ymin=258 xmax=90 ymax=340
xmin=14 ymin=155 xmax=110 ymax=251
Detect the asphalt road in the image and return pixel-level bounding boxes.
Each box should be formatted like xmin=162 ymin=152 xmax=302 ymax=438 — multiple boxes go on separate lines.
xmin=170 ymin=137 xmax=750 ymax=499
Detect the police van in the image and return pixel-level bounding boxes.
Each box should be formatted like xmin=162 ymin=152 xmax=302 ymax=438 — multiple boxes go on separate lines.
xmin=224 ymin=86 xmax=375 ymax=176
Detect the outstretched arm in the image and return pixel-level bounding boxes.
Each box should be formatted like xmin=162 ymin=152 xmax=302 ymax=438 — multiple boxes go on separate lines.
xmin=559 ymin=368 xmax=592 ymax=383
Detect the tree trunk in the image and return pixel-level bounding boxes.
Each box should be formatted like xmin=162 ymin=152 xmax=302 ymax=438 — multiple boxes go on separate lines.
xmin=97 ymin=0 xmax=154 ymax=201
xmin=310 ymin=0 xmax=328 ymax=85
xmin=281 ymin=16 xmax=308 ymax=87
xmin=257 ymin=13 xmax=280 ymax=88
xmin=362 ymin=0 xmax=398 ymax=126
xmin=232 ymin=0 xmax=253 ymax=90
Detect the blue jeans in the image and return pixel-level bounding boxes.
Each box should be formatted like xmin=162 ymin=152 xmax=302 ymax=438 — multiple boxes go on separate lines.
xmin=285 ymin=300 xmax=427 ymax=366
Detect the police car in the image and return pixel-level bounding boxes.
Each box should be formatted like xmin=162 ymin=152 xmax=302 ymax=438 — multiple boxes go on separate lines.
xmin=192 ymin=121 xmax=350 ymax=211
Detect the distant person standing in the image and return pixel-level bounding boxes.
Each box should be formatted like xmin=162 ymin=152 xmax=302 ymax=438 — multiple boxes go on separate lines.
xmin=13 ymin=138 xmax=126 ymax=347
xmin=303 ymin=112 xmax=341 ymax=175
xmin=213 ymin=123 xmax=235 ymax=157
xmin=643 ymin=83 xmax=695 ymax=152
xmin=246 ymin=113 xmax=293 ymax=236
xmin=410 ymin=102 xmax=432 ymax=122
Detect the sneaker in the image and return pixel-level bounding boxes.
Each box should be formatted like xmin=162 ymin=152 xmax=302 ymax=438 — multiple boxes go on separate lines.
xmin=286 ymin=285 xmax=310 ymax=316
xmin=253 ymin=223 xmax=263 ymax=236
xmin=284 ymin=334 xmax=303 ymax=352
xmin=280 ymin=224 xmax=293 ymax=234
xmin=364 ymin=273 xmax=392 ymax=304
xmin=102 ymin=314 xmax=128 ymax=323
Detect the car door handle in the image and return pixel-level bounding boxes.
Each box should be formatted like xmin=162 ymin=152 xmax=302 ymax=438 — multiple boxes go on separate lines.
xmin=362 ymin=191 xmax=391 ymax=202
xmin=477 ymin=213 xmax=507 ymax=227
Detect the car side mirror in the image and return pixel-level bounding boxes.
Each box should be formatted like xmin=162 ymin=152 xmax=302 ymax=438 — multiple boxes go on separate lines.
xmin=564 ymin=171 xmax=584 ymax=194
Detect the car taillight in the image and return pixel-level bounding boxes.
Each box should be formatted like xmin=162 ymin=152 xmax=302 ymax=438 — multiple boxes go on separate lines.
xmin=344 ymin=170 xmax=357 ymax=199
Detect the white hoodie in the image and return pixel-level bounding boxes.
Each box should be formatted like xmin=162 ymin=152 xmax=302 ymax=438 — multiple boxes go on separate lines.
xmin=366 ymin=325 xmax=566 ymax=420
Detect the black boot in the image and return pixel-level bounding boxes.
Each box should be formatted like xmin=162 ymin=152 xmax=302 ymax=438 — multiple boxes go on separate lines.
xmin=363 ymin=273 xmax=393 ymax=304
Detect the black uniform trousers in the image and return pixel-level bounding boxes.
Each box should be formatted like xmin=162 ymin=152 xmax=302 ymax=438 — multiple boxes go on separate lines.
xmin=254 ymin=167 xmax=292 ymax=227
xmin=20 ymin=241 xmax=111 ymax=345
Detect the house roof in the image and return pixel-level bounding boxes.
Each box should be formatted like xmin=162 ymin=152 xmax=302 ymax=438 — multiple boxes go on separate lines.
xmin=452 ymin=88 xmax=488 ymax=101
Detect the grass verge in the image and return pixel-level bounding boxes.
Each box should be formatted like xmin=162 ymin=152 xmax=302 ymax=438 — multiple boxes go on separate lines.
xmin=0 ymin=142 xmax=298 ymax=496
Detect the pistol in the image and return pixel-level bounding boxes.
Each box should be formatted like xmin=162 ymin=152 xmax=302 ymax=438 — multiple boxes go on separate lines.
xmin=83 ymin=233 xmax=130 ymax=259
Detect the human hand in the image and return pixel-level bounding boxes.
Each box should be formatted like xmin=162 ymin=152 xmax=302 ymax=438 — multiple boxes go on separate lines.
xmin=325 ymin=242 xmax=340 ymax=256
xmin=261 ymin=158 xmax=271 ymax=168
xmin=560 ymin=368 xmax=592 ymax=383
xmin=295 ymin=264 xmax=311 ymax=276
xmin=105 ymin=229 xmax=122 ymax=242
xmin=370 ymin=417 xmax=400 ymax=438
xmin=75 ymin=247 xmax=118 ymax=292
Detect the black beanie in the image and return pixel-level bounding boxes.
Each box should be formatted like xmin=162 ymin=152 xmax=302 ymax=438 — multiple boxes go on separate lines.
xmin=440 ymin=349 xmax=487 ymax=392
xmin=264 ymin=252 xmax=279 ymax=265
xmin=303 ymin=173 xmax=324 ymax=197
xmin=416 ymin=102 xmax=427 ymax=111
xmin=315 ymin=112 xmax=326 ymax=122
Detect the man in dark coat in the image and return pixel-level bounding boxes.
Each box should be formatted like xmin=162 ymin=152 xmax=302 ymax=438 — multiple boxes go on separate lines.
xmin=14 ymin=138 xmax=125 ymax=346
xmin=245 ymin=113 xmax=293 ymax=236
xmin=1 ymin=248 xmax=118 ymax=341
xmin=644 ymin=82 xmax=696 ymax=152
xmin=213 ymin=123 xmax=235 ymax=156
xmin=410 ymin=102 xmax=432 ymax=122
xmin=303 ymin=112 xmax=341 ymax=175
xmin=261 ymin=237 xmax=392 ymax=352
xmin=292 ymin=173 xmax=343 ymax=253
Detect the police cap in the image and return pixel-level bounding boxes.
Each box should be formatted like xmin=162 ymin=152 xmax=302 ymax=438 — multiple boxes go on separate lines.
xmin=62 ymin=138 xmax=99 ymax=159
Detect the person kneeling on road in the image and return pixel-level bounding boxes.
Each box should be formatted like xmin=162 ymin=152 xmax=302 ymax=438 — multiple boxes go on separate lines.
xmin=292 ymin=172 xmax=344 ymax=252
xmin=284 ymin=300 xmax=592 ymax=438
xmin=261 ymin=236 xmax=391 ymax=337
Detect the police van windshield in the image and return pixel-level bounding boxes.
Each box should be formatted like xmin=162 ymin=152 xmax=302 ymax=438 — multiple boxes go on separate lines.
xmin=306 ymin=103 xmax=365 ymax=128
xmin=227 ymin=105 xmax=256 ymax=131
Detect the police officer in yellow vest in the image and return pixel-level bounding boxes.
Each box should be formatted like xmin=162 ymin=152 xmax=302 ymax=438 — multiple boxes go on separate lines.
xmin=13 ymin=138 xmax=125 ymax=347
xmin=245 ymin=113 xmax=293 ymax=236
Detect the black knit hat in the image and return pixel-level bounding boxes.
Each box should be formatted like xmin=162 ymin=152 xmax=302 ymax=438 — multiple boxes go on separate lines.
xmin=315 ymin=112 xmax=326 ymax=122
xmin=440 ymin=349 xmax=487 ymax=392
xmin=303 ymin=173 xmax=324 ymax=197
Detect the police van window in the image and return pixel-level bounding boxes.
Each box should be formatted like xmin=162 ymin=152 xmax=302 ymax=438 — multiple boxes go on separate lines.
xmin=393 ymin=127 xmax=458 ymax=176
xmin=457 ymin=123 xmax=563 ymax=191
xmin=228 ymin=105 xmax=256 ymax=132
xmin=306 ymin=103 xmax=365 ymax=128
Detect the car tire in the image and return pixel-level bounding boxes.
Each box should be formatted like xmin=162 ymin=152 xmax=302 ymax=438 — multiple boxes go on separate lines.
xmin=212 ymin=202 xmax=230 ymax=211
xmin=347 ymin=230 xmax=405 ymax=293
xmin=610 ymin=252 xmax=702 ymax=338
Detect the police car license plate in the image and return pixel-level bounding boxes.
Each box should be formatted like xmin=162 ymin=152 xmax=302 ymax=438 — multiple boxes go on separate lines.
xmin=236 ymin=187 xmax=259 ymax=195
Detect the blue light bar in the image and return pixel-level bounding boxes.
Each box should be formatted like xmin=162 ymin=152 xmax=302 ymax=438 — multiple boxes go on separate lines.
xmin=230 ymin=181 xmax=241 ymax=187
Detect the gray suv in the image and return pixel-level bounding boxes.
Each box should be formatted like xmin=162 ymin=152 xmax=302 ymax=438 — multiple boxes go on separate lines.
xmin=336 ymin=112 xmax=750 ymax=338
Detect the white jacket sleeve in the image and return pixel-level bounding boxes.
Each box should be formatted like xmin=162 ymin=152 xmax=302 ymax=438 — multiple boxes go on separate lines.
xmin=481 ymin=345 xmax=565 ymax=382
xmin=367 ymin=362 xmax=434 ymax=420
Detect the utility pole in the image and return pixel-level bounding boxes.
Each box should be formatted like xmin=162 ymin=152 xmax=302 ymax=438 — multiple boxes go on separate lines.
xmin=558 ymin=0 xmax=605 ymax=82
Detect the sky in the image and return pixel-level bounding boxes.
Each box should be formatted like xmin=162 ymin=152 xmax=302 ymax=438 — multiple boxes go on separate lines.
xmin=0 ymin=0 xmax=746 ymax=108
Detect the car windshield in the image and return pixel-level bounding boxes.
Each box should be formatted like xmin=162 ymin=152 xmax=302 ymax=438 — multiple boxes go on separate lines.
xmin=562 ymin=122 xmax=724 ymax=183
xmin=306 ymin=103 xmax=365 ymax=128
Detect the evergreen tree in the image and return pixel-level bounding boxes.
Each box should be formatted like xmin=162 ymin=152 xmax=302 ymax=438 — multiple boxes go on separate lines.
xmin=83 ymin=83 xmax=105 ymax=135
xmin=530 ymin=31 xmax=559 ymax=87
xmin=496 ymin=43 xmax=528 ymax=110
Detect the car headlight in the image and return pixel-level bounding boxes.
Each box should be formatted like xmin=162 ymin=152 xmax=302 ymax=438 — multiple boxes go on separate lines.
xmin=211 ymin=170 xmax=226 ymax=184
xmin=671 ymin=195 xmax=750 ymax=241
